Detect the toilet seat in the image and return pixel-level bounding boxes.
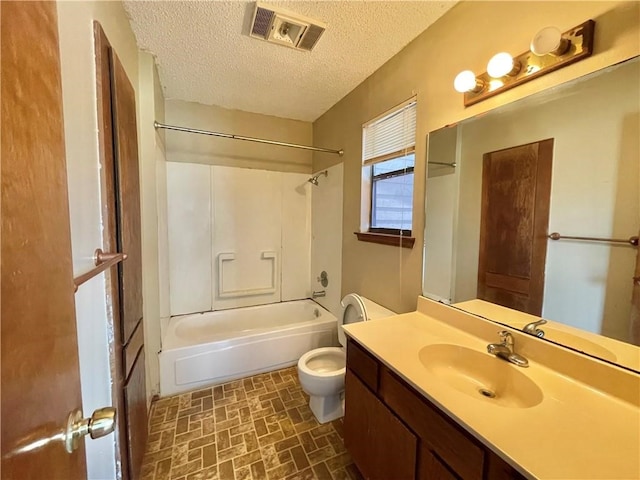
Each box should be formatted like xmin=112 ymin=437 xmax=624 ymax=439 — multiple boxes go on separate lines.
xmin=338 ymin=293 xmax=368 ymax=346
xmin=338 ymin=293 xmax=396 ymax=346
xmin=297 ymin=347 xmax=345 ymax=377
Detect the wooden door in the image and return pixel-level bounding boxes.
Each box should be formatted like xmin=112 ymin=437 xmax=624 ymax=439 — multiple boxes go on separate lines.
xmin=1 ymin=2 xmax=86 ymax=478
xmin=111 ymin=48 xmax=148 ymax=480
xmin=95 ymin=23 xmax=147 ymax=480
xmin=111 ymin=50 xmax=144 ymax=345
xmin=477 ymin=139 xmax=553 ymax=315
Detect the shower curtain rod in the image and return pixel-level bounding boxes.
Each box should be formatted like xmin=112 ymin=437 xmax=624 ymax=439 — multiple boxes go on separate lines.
xmin=154 ymin=121 xmax=344 ymax=156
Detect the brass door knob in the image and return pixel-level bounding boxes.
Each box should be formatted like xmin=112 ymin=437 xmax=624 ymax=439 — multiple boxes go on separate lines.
xmin=64 ymin=407 xmax=116 ymax=453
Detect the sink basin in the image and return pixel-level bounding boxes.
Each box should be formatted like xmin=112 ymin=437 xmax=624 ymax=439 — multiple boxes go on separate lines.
xmin=418 ymin=344 xmax=543 ymax=408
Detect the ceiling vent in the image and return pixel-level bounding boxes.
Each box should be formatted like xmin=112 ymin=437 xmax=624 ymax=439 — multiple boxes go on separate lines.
xmin=249 ymin=2 xmax=326 ymax=52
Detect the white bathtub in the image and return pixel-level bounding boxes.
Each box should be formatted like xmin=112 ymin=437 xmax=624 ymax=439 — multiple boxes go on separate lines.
xmin=159 ymin=300 xmax=337 ymax=396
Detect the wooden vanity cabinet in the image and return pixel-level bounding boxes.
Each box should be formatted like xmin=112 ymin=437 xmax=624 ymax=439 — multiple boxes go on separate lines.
xmin=344 ymin=338 xmax=526 ymax=480
xmin=344 ymin=370 xmax=417 ymax=480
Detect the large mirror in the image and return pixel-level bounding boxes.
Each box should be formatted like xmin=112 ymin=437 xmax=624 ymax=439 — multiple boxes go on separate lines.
xmin=423 ymin=57 xmax=640 ymax=372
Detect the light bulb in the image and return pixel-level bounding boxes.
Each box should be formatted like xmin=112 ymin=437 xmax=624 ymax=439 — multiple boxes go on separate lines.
xmin=487 ymin=52 xmax=519 ymax=78
xmin=454 ymin=70 xmax=480 ymax=93
xmin=531 ymin=26 xmax=570 ymax=56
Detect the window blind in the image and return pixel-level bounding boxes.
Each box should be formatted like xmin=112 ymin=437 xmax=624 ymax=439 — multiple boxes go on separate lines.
xmin=362 ymin=100 xmax=416 ymax=166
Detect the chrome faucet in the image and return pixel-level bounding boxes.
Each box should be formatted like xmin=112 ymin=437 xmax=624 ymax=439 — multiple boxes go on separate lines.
xmin=312 ymin=290 xmax=326 ymax=298
xmin=523 ymin=319 xmax=547 ymax=338
xmin=487 ymin=331 xmax=529 ymax=367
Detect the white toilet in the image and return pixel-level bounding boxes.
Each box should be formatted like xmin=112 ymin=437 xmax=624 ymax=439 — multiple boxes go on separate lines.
xmin=297 ymin=293 xmax=395 ymax=423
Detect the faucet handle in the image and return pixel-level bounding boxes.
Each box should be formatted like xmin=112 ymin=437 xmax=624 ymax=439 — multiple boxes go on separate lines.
xmin=498 ymin=330 xmax=513 ymax=345
xmin=523 ymin=319 xmax=547 ymax=337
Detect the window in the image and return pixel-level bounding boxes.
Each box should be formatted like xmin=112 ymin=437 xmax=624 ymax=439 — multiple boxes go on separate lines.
xmin=361 ymin=99 xmax=416 ymax=243
xmin=370 ymin=154 xmax=415 ymax=234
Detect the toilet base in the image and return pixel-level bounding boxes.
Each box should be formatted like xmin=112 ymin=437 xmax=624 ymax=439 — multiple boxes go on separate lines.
xmin=309 ymin=392 xmax=344 ymax=424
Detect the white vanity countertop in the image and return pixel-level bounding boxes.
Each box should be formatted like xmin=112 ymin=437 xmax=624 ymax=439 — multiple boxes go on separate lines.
xmin=343 ymin=298 xmax=640 ymax=480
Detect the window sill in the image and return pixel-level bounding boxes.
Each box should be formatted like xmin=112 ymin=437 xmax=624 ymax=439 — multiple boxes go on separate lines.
xmin=354 ymin=231 xmax=415 ymax=249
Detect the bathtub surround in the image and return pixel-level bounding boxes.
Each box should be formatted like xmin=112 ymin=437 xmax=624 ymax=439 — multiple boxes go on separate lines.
xmin=310 ymin=163 xmax=344 ymax=318
xmin=141 ymin=367 xmax=361 ymax=480
xmin=160 ymin=300 xmax=336 ymax=396
xmin=166 ymin=164 xmax=311 ymax=316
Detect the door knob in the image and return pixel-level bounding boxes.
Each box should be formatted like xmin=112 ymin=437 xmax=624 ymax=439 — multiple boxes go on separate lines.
xmin=64 ymin=407 xmax=116 ymax=453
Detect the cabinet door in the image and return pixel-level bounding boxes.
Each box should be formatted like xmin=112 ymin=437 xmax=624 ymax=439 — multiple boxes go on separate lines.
xmin=485 ymin=451 xmax=527 ymax=480
xmin=380 ymin=368 xmax=484 ymax=480
xmin=344 ymin=370 xmax=417 ymax=480
xmin=419 ymin=447 xmax=460 ymax=480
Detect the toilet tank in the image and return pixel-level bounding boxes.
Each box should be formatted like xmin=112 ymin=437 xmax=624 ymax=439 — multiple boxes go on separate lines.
xmin=360 ymin=296 xmax=396 ymax=320
xmin=338 ymin=294 xmax=396 ymax=346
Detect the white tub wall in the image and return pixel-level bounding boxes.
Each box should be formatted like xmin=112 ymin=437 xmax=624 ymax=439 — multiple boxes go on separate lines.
xmin=167 ymin=162 xmax=213 ymax=315
xmin=213 ymin=167 xmax=283 ymax=309
xmin=311 ymin=163 xmax=344 ymax=318
xmin=282 ymin=173 xmax=313 ymax=301
xmin=166 ymin=163 xmax=312 ymax=315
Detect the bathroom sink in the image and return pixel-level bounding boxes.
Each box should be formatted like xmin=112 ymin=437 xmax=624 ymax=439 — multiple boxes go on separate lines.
xmin=418 ymin=344 xmax=543 ymax=408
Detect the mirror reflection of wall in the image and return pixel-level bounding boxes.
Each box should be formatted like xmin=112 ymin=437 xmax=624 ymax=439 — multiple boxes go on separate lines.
xmin=424 ymin=57 xmax=639 ymax=355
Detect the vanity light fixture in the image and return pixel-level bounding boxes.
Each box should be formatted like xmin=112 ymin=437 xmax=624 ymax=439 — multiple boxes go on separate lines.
xmin=487 ymin=52 xmax=521 ymax=78
xmin=454 ymin=70 xmax=485 ymax=93
xmin=453 ymin=20 xmax=595 ymax=107
xmin=531 ymin=26 xmax=571 ymax=56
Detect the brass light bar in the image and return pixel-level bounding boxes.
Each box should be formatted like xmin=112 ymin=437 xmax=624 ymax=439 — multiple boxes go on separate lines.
xmin=463 ymin=20 xmax=595 ymax=107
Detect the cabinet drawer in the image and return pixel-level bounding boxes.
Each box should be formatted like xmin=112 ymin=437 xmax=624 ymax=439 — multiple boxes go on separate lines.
xmin=380 ymin=367 xmax=484 ymax=480
xmin=346 ymin=338 xmax=379 ymax=392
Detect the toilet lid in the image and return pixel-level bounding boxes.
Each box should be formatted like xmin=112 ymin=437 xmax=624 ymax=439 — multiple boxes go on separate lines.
xmin=338 ymin=294 xmax=368 ymax=346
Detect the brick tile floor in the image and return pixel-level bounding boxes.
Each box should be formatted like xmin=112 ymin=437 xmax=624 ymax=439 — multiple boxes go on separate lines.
xmin=140 ymin=367 xmax=362 ymax=480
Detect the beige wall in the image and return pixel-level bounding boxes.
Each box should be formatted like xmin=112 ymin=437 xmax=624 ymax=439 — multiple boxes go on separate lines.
xmin=137 ymin=52 xmax=167 ymax=404
xmin=165 ymin=100 xmax=313 ymax=173
xmin=313 ymin=1 xmax=640 ymax=313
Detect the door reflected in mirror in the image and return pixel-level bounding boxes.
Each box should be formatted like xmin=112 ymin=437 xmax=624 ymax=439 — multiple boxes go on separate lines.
xmin=423 ymin=57 xmax=640 ymax=372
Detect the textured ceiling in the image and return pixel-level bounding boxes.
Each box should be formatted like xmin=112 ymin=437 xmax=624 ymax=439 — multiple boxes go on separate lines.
xmin=123 ymin=1 xmax=457 ymax=121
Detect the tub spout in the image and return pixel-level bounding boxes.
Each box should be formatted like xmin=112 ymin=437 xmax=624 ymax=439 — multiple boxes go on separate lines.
xmin=312 ymin=290 xmax=326 ymax=298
